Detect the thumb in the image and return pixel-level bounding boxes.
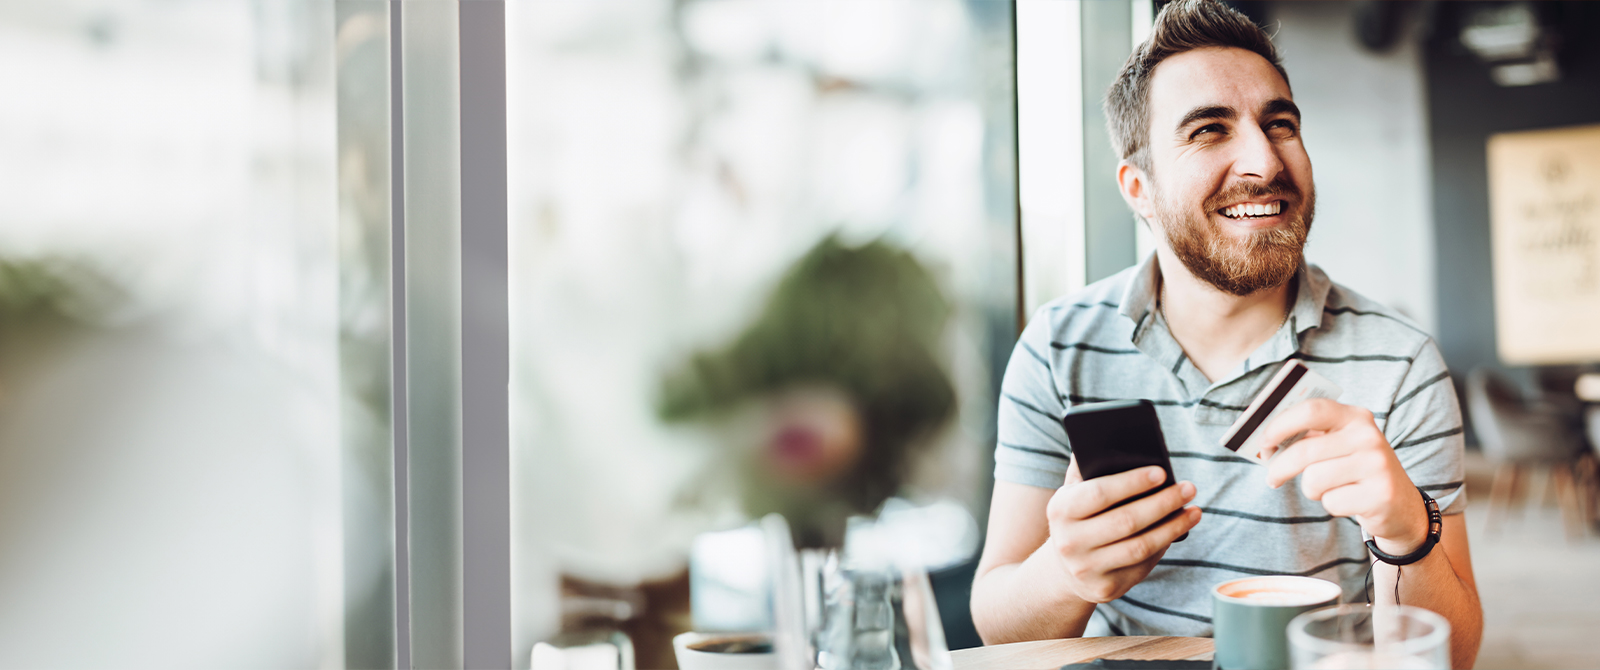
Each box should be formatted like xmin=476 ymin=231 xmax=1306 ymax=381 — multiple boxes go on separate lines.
xmin=1064 ymin=456 xmax=1083 ymax=487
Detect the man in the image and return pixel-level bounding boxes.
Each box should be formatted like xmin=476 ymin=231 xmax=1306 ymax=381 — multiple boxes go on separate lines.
xmin=968 ymin=1 xmax=1483 ymax=667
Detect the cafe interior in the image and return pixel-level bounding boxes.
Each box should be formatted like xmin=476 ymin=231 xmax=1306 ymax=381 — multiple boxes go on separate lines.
xmin=0 ymin=0 xmax=1597 ymax=668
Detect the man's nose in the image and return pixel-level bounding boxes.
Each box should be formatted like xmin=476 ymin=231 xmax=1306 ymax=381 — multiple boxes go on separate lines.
xmin=1230 ymin=123 xmax=1285 ymax=182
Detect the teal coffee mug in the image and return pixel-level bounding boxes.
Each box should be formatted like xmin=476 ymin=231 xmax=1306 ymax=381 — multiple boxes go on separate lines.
xmin=1212 ymin=576 xmax=1342 ymax=670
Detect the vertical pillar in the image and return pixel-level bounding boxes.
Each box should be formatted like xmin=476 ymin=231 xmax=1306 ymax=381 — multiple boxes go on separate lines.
xmin=401 ymin=1 xmax=464 ymax=666
xmin=459 ymin=1 xmax=512 ymax=668
xmin=1082 ymin=1 xmax=1136 ymax=283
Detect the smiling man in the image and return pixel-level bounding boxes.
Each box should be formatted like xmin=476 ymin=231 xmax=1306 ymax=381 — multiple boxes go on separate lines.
xmin=970 ymin=1 xmax=1482 ymax=667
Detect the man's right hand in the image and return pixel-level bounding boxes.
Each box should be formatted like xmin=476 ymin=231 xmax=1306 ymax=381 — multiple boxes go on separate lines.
xmin=1045 ymin=458 xmax=1202 ymax=603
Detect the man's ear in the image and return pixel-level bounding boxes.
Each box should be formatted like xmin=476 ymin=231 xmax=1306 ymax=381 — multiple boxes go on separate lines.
xmin=1116 ymin=161 xmax=1156 ymax=223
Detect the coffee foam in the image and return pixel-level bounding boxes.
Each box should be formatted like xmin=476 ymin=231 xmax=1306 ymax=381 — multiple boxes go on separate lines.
xmin=1236 ymin=589 xmax=1328 ymax=606
xmin=1215 ymin=576 xmax=1341 ymax=606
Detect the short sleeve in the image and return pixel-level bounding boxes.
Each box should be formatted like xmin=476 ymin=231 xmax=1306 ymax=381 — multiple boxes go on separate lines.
xmin=1382 ymin=339 xmax=1468 ymax=515
xmin=993 ymin=307 xmax=1073 ymax=489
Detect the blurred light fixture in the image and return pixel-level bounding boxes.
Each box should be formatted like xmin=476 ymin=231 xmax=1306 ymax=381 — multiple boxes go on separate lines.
xmin=1460 ymin=2 xmax=1560 ymax=87
xmin=1353 ymin=1 xmax=1402 ymax=53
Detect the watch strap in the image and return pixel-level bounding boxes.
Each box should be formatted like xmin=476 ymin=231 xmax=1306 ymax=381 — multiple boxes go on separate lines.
xmin=1363 ymin=487 xmax=1441 ymax=566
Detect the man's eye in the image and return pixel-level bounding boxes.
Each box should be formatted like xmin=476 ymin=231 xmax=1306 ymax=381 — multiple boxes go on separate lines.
xmin=1266 ymin=119 xmax=1299 ymax=138
xmin=1191 ymin=124 xmax=1224 ymax=140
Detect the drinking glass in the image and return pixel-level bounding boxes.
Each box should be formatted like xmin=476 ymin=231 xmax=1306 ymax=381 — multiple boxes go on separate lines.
xmin=1288 ymin=604 xmax=1449 ymax=670
xmin=530 ymin=629 xmax=635 ymax=670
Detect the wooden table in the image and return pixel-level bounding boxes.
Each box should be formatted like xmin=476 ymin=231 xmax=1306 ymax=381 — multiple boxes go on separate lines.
xmin=951 ymin=636 xmax=1214 ymax=670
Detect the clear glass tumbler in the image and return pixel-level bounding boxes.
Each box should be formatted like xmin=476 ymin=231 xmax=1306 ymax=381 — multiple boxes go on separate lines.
xmin=1288 ymin=604 xmax=1450 ymax=670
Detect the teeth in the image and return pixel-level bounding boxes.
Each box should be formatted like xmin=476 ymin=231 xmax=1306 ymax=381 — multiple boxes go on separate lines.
xmin=1223 ymin=201 xmax=1282 ymax=218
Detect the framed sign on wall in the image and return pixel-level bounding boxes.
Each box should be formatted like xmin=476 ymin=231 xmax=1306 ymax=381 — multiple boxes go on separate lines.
xmin=1486 ymin=123 xmax=1600 ymax=365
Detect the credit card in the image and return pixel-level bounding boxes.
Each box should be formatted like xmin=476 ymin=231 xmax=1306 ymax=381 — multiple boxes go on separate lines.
xmin=1218 ymin=359 xmax=1343 ymax=464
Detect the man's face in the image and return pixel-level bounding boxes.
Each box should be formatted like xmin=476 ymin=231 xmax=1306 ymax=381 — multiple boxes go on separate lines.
xmin=1140 ymin=47 xmax=1315 ymax=296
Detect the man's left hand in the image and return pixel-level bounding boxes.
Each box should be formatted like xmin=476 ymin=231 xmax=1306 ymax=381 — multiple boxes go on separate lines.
xmin=1255 ymin=398 xmax=1428 ymax=555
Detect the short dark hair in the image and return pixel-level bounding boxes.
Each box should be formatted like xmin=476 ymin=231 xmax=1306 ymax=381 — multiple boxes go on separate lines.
xmin=1104 ymin=0 xmax=1289 ymax=174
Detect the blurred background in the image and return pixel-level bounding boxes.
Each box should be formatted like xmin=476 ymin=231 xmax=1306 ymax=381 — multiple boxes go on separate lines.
xmin=0 ymin=1 xmax=1596 ymax=669
xmin=503 ymin=3 xmax=1015 ymax=666
xmin=0 ymin=0 xmax=363 ymax=667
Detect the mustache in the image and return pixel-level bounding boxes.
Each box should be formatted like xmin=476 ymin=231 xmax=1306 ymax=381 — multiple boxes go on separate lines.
xmin=1205 ymin=174 xmax=1302 ymax=211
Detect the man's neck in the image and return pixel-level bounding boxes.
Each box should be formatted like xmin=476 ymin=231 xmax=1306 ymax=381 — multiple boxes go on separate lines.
xmin=1154 ymin=248 xmax=1296 ymax=383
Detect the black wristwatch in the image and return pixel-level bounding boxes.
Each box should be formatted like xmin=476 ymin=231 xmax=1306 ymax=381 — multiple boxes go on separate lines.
xmin=1363 ymin=487 xmax=1442 ymax=566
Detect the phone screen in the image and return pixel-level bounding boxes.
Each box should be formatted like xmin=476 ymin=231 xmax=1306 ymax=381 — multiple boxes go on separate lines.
xmin=1060 ymin=399 xmax=1186 ymax=540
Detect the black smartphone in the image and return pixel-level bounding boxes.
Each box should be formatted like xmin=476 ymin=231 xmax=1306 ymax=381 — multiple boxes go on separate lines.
xmin=1060 ymin=399 xmax=1187 ymax=541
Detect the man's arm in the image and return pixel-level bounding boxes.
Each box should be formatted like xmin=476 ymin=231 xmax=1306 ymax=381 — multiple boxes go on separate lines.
xmin=970 ymin=481 xmax=1098 ymax=642
xmin=1373 ymin=513 xmax=1481 ymax=670
xmin=1258 ymin=401 xmax=1482 ymax=670
xmin=970 ymin=462 xmax=1200 ymax=644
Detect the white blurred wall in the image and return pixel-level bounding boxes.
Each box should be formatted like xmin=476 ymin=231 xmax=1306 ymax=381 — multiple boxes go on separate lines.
xmin=0 ymin=1 xmax=352 ymax=666
xmin=1270 ymin=2 xmax=1438 ymax=334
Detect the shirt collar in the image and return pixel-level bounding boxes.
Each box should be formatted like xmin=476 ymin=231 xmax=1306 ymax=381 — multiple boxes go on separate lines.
xmin=1120 ymin=251 xmax=1333 ymax=374
xmin=1289 ymin=260 xmax=1332 ymax=337
xmin=1118 ymin=250 xmax=1163 ymax=337
xmin=1120 ymin=251 xmax=1330 ymax=330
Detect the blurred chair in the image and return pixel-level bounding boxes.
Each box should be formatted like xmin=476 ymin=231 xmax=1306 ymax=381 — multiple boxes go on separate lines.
xmin=1584 ymin=407 xmax=1600 ymax=530
xmin=1465 ymin=367 xmax=1589 ymax=538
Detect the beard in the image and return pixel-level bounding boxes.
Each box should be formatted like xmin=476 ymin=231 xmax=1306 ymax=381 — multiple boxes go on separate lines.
xmin=1151 ymin=173 xmax=1315 ymax=297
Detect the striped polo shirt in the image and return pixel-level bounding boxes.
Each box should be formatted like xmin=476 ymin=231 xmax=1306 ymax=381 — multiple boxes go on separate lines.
xmin=994 ymin=251 xmax=1467 ymax=637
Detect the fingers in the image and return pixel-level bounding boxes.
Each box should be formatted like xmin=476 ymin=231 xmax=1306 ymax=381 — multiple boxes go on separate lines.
xmin=1056 ymin=466 xmax=1168 ymax=520
xmin=1265 ymin=432 xmax=1354 ymax=489
xmin=1058 ymin=480 xmax=1196 ymax=551
xmin=1251 ymin=398 xmax=1362 ymax=460
xmin=1295 ymin=455 xmax=1363 ymax=501
xmin=1263 ymin=409 xmax=1383 ymax=489
xmin=1046 ymin=469 xmax=1203 ymax=605
xmin=1315 ymin=480 xmax=1377 ymax=519
xmin=1063 ymin=506 xmax=1201 ymax=603
xmin=1097 ymin=504 xmax=1202 ymax=574
xmin=1064 ymin=457 xmax=1083 ymax=486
